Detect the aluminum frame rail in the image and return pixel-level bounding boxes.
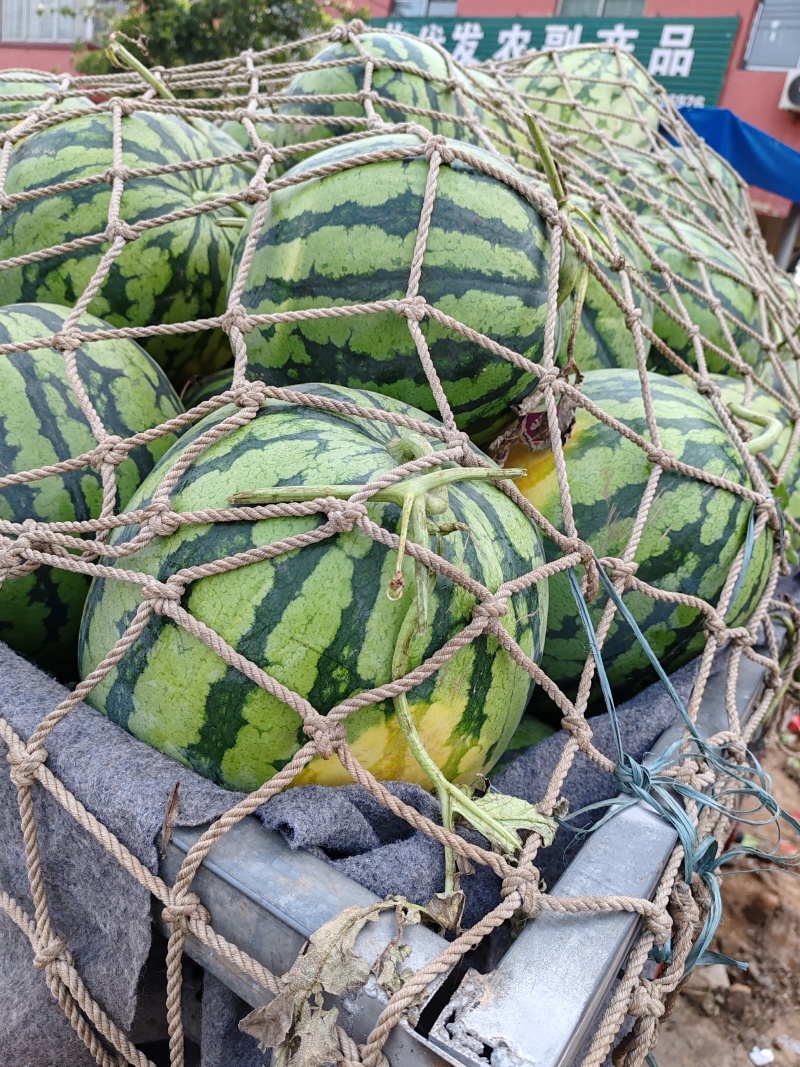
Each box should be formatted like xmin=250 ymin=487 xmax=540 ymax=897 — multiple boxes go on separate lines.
xmin=159 ymin=638 xmax=781 ymax=1067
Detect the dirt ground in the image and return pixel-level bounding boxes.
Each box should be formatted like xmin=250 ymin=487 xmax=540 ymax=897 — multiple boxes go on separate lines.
xmin=653 ymin=723 xmax=800 ymax=1067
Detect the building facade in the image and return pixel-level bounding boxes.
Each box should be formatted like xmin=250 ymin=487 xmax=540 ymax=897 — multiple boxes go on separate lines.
xmin=371 ymin=0 xmax=800 ymax=218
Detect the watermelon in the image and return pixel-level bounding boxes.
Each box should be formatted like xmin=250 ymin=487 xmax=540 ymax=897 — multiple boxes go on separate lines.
xmin=676 ymin=370 xmax=800 ymax=545
xmin=584 ymin=148 xmax=693 ymax=220
xmin=643 ymin=215 xmax=765 ymax=374
xmin=0 ymin=110 xmax=251 ymax=386
xmin=0 ymin=72 xmax=92 ymax=130
xmin=513 ymin=47 xmax=661 ymax=153
xmin=182 ymin=368 xmax=234 ymax=408
xmin=232 ymin=133 xmax=574 ymax=442
xmin=557 ymin=198 xmax=653 ymax=373
xmin=78 ymin=384 xmax=548 ymax=792
xmin=0 ymin=303 xmax=184 ymax=679
xmin=508 ymin=369 xmax=773 ymax=704
xmin=271 ymin=32 xmax=488 ymax=168
xmin=667 ymin=145 xmax=749 ymax=224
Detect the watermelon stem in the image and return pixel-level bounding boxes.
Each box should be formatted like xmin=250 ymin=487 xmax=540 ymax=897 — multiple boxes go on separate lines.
xmin=229 ymin=466 xmax=524 ymax=635
xmin=391 ymin=600 xmax=525 ymax=895
xmin=227 ymin=468 xmax=526 ymax=508
xmin=727 ymin=402 xmax=784 ymax=455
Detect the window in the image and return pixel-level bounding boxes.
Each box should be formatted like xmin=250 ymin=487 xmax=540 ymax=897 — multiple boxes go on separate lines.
xmin=391 ymin=0 xmax=457 ymax=16
xmin=0 ymin=0 xmax=123 ymax=43
xmin=557 ymin=0 xmax=645 ymax=15
xmin=744 ymin=1 xmax=800 ymax=71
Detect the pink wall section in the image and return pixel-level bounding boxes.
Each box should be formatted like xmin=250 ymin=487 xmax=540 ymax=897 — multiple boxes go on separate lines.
xmin=0 ymin=43 xmax=76 ymax=73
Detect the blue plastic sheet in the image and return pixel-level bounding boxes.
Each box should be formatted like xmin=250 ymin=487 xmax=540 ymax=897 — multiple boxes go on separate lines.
xmin=678 ymin=106 xmax=800 ymax=203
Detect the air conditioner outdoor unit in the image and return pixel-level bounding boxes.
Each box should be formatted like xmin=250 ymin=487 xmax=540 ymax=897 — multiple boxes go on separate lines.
xmin=779 ymin=68 xmax=800 ymax=111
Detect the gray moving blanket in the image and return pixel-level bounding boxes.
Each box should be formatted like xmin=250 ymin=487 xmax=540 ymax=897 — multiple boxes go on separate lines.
xmin=0 ymin=643 xmax=688 ymax=1066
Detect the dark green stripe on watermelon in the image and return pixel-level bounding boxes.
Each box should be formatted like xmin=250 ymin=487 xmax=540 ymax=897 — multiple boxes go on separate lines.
xmin=0 ymin=110 xmax=250 ymax=386
xmin=0 ymin=302 xmax=184 ymax=679
xmin=272 ymin=32 xmax=490 ymax=168
xmin=510 ymin=369 xmax=773 ymax=708
xmin=79 ymin=383 xmax=547 ymax=792
xmin=233 ymin=133 xmax=569 ymax=442
xmin=513 ymin=48 xmax=660 ymax=153
xmin=643 ymin=215 xmax=764 ymax=374
xmin=558 ymin=197 xmax=653 ymax=372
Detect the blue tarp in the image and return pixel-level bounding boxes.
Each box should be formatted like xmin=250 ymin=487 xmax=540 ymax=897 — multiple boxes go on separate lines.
xmin=678 ymin=106 xmax=800 ymax=204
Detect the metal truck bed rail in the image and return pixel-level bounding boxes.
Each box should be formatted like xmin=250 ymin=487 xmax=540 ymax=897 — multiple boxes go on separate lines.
xmin=159 ymin=640 xmax=780 ymax=1067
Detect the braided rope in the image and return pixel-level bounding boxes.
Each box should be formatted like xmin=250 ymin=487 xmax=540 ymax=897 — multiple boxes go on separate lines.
xmin=0 ymin=26 xmax=797 ymax=1067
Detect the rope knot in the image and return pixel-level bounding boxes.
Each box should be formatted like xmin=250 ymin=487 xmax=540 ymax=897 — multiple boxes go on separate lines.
xmin=244 ymin=179 xmax=269 ymax=204
xmin=92 ymin=434 xmax=128 ymax=469
xmin=141 ymin=577 xmax=184 ymax=614
xmin=685 ymin=324 xmax=701 ymax=341
xmin=325 ymin=498 xmax=369 ymax=534
xmin=105 ymin=218 xmax=139 ymax=243
xmin=33 ymin=934 xmax=72 ymax=971
xmin=536 ymin=367 xmax=561 ymax=391
xmin=696 ymin=378 xmax=721 ymax=400
xmin=669 ymin=879 xmax=699 ymax=929
xmin=51 ymin=331 xmax=83 ymax=353
xmin=7 ymin=745 xmax=48 ymax=789
xmin=0 ymin=535 xmax=37 ymax=581
xmin=608 ymin=254 xmax=626 ymax=272
xmin=627 ymin=977 xmax=665 ymax=1020
xmin=647 ymin=447 xmax=674 ymax=470
xmin=148 ymin=503 xmax=181 ymax=538
xmin=560 ymin=714 xmax=593 ymax=746
xmin=103 ymin=165 xmax=133 ymax=185
xmin=424 ymin=135 xmax=455 ymax=166
xmin=395 ymin=295 xmax=427 ymax=322
xmin=604 ymin=557 xmax=638 ymax=588
xmin=501 ymin=868 xmax=541 ymax=917
xmin=755 ymin=494 xmax=781 ymax=531
xmin=233 ymin=380 xmax=269 ymax=409
xmin=472 ymin=598 xmax=508 ymax=620
xmin=162 ymin=891 xmax=211 ymax=929
xmin=327 ymin=18 xmax=364 ymax=42
xmin=624 ymin=307 xmax=642 ymax=330
xmin=303 ymin=714 xmax=347 ymax=760
xmin=703 ymin=611 xmax=728 ymax=639
xmin=561 ymin=536 xmax=594 ymax=569
xmin=221 ymin=305 xmax=254 ymax=336
xmin=356 ymin=89 xmax=380 ymax=107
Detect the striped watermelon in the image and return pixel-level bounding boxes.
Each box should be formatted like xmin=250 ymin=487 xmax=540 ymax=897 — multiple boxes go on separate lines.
xmin=0 ymin=110 xmax=250 ymax=386
xmin=586 ymin=148 xmax=692 ymax=219
xmin=0 ymin=303 xmax=184 ymax=679
xmin=182 ymin=368 xmax=234 ymax=408
xmin=513 ymin=47 xmax=661 ymax=153
xmin=558 ymin=199 xmax=653 ymax=372
xmin=676 ymin=370 xmax=800 ymax=546
xmin=667 ymin=145 xmax=749 ymax=223
xmin=643 ymin=215 xmax=764 ymax=374
xmin=272 ymin=32 xmax=487 ymax=167
xmin=509 ymin=369 xmax=772 ymax=703
xmin=233 ymin=133 xmax=573 ymax=442
xmin=0 ymin=72 xmax=92 ymax=129
xmin=78 ymin=384 xmax=548 ymax=792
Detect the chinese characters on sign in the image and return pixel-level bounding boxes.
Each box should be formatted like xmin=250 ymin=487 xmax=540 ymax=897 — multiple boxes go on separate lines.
xmin=374 ymin=17 xmax=739 ymax=109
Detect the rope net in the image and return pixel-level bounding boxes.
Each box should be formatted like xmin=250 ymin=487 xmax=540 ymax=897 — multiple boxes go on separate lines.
xmin=0 ymin=22 xmax=799 ymax=1067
